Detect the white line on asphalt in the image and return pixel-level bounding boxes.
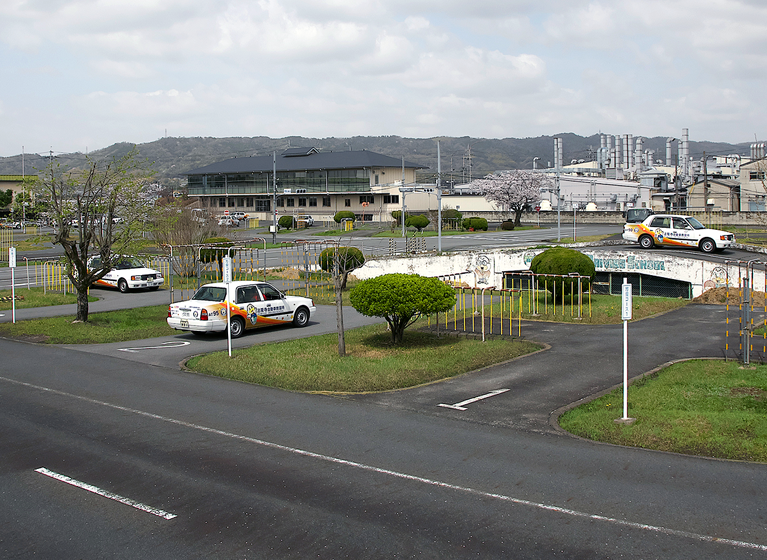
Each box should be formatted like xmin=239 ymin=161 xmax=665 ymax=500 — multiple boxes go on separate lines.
xmin=35 ymin=467 xmax=177 ymax=520
xmin=438 ymin=389 xmax=510 ymax=410
xmin=4 ymin=375 xmax=765 ymax=553
xmin=117 ymin=341 xmax=191 ymax=353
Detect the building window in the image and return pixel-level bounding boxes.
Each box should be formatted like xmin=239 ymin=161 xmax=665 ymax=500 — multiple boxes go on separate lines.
xmin=246 ymin=197 xmax=254 ymax=207
xmin=375 ymin=174 xmax=379 ymax=185
xmin=345 ymin=198 xmax=351 ymax=207
xmin=750 ymin=171 xmax=766 ymax=180
xmin=287 ymin=198 xmax=295 ymax=207
xmin=219 ymin=197 xmax=226 ymax=207
xmin=228 ymin=198 xmax=236 ymax=207
xmin=255 ymin=199 xmax=271 ymax=212
xmin=201 ymin=198 xmax=209 ymax=207
xmin=298 ymin=197 xmax=307 ymax=207
xmin=237 ymin=197 xmax=244 ymax=207
xmin=309 ymin=197 xmax=317 ymax=207
xmin=359 ymin=195 xmax=374 ymax=204
xmin=276 ymin=198 xmax=284 ymax=207
xmin=322 ymin=197 xmax=331 ymax=207
xmin=383 ymin=194 xmax=399 ymax=204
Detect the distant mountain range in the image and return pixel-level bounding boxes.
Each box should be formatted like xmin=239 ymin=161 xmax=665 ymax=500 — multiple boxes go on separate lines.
xmin=0 ymin=134 xmax=752 ymax=186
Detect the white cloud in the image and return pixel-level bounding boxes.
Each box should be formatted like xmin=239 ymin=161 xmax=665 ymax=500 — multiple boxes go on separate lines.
xmin=3 ymin=0 xmax=767 ymax=155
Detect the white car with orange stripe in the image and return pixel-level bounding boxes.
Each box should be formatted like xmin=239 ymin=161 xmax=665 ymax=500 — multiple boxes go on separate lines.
xmin=167 ymin=281 xmax=315 ymax=338
xmin=622 ymin=214 xmax=735 ymax=253
xmin=87 ymin=255 xmax=164 ymax=293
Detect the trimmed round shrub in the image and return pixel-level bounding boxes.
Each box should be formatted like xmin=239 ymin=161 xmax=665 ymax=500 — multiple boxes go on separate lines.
xmin=501 ymin=221 xmax=515 ymax=231
xmin=462 ymin=217 xmax=488 ymax=231
xmin=278 ymin=215 xmax=295 ymax=229
xmin=442 ymin=208 xmax=462 ymax=222
xmin=334 ymin=210 xmax=356 ymax=224
xmin=529 ymin=247 xmax=595 ymax=299
xmin=199 ymin=237 xmax=234 ymax=272
xmin=405 ymin=214 xmax=430 ymax=231
xmin=319 ymin=246 xmax=365 ymax=290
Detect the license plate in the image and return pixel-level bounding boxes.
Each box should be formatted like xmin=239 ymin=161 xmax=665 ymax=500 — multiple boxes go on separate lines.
xmin=180 ymin=320 xmax=189 ymax=328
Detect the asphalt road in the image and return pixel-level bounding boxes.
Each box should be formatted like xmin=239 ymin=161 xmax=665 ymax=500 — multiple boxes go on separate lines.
xmin=2 ymin=296 xmax=766 ymax=557
xmin=2 ymin=228 xmax=767 ymax=557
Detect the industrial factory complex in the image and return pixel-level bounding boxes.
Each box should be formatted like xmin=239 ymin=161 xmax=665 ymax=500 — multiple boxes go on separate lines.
xmin=181 ymin=129 xmax=767 ymax=224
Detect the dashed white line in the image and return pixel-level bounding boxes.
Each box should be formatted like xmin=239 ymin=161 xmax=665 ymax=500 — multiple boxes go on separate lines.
xmin=35 ymin=467 xmax=177 ymax=520
xmin=4 ymin=375 xmax=766 ymax=552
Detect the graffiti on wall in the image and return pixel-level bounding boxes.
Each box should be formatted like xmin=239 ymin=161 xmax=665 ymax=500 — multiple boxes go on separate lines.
xmin=473 ymin=255 xmax=493 ymax=285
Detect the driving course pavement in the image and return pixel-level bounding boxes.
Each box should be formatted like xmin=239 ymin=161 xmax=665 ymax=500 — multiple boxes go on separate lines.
xmin=1 ymin=290 xmax=766 ymax=558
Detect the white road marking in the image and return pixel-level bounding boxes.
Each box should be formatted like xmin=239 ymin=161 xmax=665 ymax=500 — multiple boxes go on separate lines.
xmin=4 ymin=375 xmax=766 ymax=552
xmin=117 ymin=341 xmax=191 ymax=353
xmin=35 ymin=467 xmax=177 ymax=520
xmin=438 ymin=389 xmax=510 ymax=410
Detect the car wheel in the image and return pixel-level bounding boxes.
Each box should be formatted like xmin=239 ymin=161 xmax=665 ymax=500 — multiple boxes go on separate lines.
xmin=230 ymin=316 xmax=245 ymax=338
xmin=700 ymin=238 xmax=716 ymax=253
xmin=118 ymin=279 xmax=129 ymax=293
xmin=639 ymin=235 xmax=654 ymax=249
xmin=292 ymin=306 xmax=310 ymax=327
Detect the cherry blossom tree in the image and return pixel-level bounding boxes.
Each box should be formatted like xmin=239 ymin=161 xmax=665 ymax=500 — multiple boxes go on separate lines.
xmin=473 ymin=170 xmax=552 ymax=228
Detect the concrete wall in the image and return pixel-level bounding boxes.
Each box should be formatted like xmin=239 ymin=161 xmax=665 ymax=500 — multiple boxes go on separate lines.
xmin=352 ymin=246 xmax=763 ymax=298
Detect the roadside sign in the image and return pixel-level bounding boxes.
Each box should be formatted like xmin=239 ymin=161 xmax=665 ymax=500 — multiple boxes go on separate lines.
xmin=222 ymin=256 xmax=233 ymax=283
xmin=621 ymin=281 xmax=632 ymax=320
xmin=9 ymin=247 xmax=16 ymax=268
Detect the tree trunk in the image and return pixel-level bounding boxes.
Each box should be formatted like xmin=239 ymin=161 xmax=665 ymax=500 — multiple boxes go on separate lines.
xmin=514 ymin=209 xmax=523 ymax=227
xmin=75 ymin=285 xmax=90 ymax=322
xmin=335 ymin=277 xmax=346 ymax=357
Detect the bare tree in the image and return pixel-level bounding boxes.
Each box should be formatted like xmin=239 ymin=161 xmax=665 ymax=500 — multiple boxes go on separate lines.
xmin=33 ymin=148 xmax=153 ymax=322
xmin=473 ymin=170 xmax=551 ymax=228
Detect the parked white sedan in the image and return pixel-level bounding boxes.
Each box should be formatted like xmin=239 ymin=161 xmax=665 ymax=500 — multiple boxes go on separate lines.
xmin=87 ymin=255 xmax=164 ymax=292
xmin=167 ymin=281 xmax=316 ymax=338
xmin=623 ymin=214 xmax=735 ymax=253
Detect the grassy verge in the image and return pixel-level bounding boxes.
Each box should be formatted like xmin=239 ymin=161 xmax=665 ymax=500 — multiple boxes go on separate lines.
xmin=0 ymin=287 xmax=95 ymax=310
xmin=0 ymin=304 xmax=174 ymax=344
xmin=559 ymin=360 xmax=767 ymax=462
xmin=187 ymin=322 xmax=541 ymax=393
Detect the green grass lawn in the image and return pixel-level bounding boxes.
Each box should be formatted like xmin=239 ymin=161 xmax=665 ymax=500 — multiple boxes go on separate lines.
xmin=0 ymin=304 xmax=174 ymax=343
xmin=559 ymin=359 xmax=767 ymax=462
xmin=0 ymin=287 xmax=95 ymax=310
xmin=187 ymin=322 xmax=541 ymax=393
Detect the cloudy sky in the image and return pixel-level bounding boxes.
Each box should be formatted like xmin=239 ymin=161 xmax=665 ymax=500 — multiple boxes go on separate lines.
xmin=2 ymin=0 xmax=766 ymax=157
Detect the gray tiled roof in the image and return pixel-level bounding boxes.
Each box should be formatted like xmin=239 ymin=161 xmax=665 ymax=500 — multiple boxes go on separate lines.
xmin=183 ymin=148 xmax=426 ymax=175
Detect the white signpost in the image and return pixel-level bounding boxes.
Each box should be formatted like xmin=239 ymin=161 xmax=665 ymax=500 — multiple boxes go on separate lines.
xmin=616 ymin=278 xmax=636 ymax=424
xmin=223 ymin=256 xmax=233 ymax=357
xmin=9 ymin=247 xmax=16 ymax=323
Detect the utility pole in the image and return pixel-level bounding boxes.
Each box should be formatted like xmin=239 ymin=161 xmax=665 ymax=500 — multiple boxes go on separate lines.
xmin=272 ymin=152 xmax=277 ymax=244
xmin=437 ymin=141 xmax=442 ymax=253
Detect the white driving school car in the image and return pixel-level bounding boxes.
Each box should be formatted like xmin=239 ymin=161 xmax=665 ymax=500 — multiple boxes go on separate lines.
xmin=167 ymin=281 xmax=316 ymax=338
xmin=87 ymin=255 xmax=164 ymax=293
xmin=622 ymin=214 xmax=735 ymax=253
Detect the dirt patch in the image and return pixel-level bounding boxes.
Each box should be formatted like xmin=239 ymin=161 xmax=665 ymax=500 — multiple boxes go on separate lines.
xmin=269 ymin=267 xmax=301 ymax=280
xmin=730 ymin=387 xmax=767 ymax=400
xmin=693 ymin=287 xmax=767 ymax=306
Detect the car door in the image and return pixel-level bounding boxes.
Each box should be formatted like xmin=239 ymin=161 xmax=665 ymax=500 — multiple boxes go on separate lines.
xmin=648 ymin=216 xmax=673 ymax=246
xmin=669 ymin=217 xmax=698 ymax=248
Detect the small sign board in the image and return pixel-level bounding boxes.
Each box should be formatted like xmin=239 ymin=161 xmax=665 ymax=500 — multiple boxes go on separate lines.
xmin=222 ymin=256 xmax=233 ymax=283
xmin=8 ymin=247 xmax=16 ymax=268
xmin=621 ymin=281 xmax=633 ymax=320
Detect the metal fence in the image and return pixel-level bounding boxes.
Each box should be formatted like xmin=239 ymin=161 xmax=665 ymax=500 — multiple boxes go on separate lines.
xmin=724 ymin=260 xmax=767 ymax=364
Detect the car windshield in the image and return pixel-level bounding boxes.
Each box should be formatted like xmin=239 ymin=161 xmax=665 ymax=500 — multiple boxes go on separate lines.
xmin=686 ymin=217 xmax=706 ymax=230
xmin=192 ymin=286 xmax=227 ymax=302
xmin=115 ymin=257 xmax=145 ymax=269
